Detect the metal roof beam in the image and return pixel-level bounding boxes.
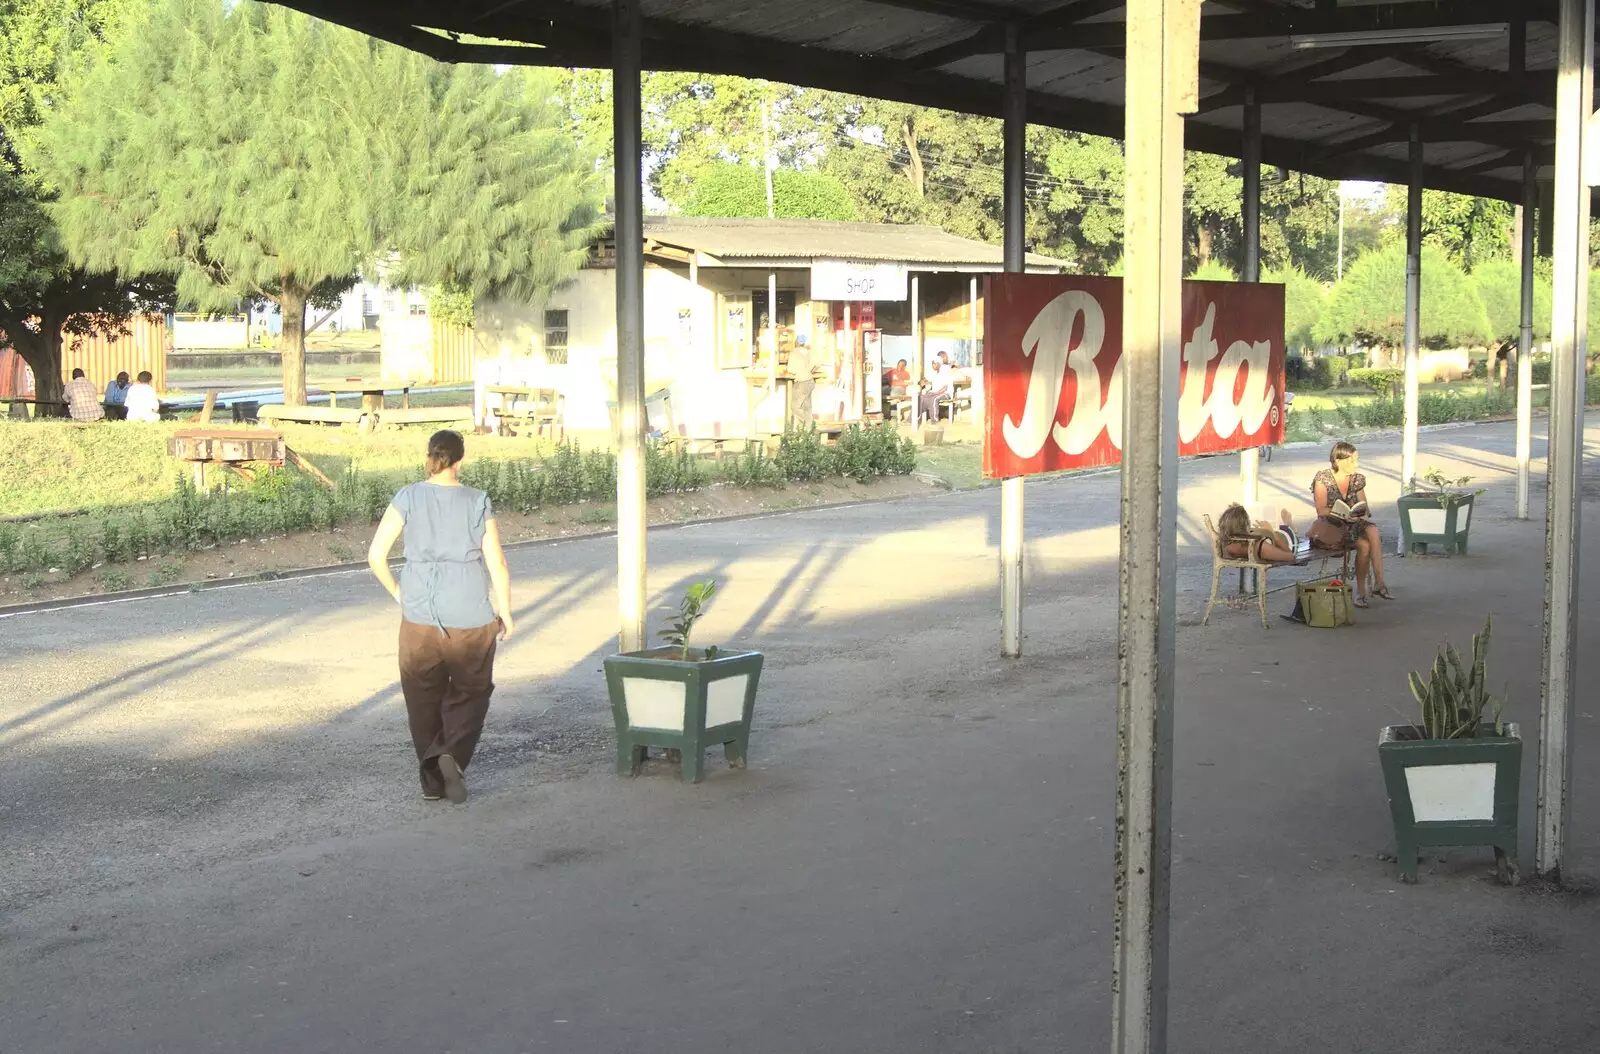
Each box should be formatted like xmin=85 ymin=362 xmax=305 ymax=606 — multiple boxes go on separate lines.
xmin=1007 ymin=3 xmax=1560 ymax=52
xmin=1255 ymin=73 xmax=1555 ymax=104
xmin=904 ymin=0 xmax=1122 ymax=69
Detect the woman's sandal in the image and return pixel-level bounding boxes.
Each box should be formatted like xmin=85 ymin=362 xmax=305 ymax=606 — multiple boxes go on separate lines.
xmin=1373 ymin=586 xmax=1395 ymax=600
xmin=1354 ymin=595 xmax=1371 ymax=609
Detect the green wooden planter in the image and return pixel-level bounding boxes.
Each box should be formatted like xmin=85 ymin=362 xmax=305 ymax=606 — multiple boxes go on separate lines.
xmin=603 ymin=648 xmax=764 ymax=783
xmin=1377 ymin=722 xmax=1521 ymax=884
xmin=1396 ymin=492 xmax=1475 ymax=555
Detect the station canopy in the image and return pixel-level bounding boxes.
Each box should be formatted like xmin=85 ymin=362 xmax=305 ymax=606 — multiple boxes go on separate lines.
xmin=280 ymin=2 xmax=1569 ymax=202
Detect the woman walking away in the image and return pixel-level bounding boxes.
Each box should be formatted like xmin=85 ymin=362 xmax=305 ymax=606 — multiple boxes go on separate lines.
xmin=368 ymin=430 xmax=514 ymax=803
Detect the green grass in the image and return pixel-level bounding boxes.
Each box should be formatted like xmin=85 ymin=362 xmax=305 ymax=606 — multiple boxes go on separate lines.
xmin=0 ymin=425 xmax=921 ymax=581
xmin=0 ymin=419 xmax=556 ymax=518
xmin=916 ymin=444 xmax=986 ymax=489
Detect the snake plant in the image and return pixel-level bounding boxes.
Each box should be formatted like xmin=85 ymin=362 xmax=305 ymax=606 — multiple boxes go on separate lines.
xmin=1407 ymin=616 xmax=1504 ymax=740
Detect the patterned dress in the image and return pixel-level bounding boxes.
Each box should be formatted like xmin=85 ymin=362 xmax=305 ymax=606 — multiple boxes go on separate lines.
xmin=1312 ymin=468 xmax=1370 ymax=548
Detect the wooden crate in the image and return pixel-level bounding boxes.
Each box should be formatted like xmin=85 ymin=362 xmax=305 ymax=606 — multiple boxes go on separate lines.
xmin=167 ymin=428 xmax=286 ymax=465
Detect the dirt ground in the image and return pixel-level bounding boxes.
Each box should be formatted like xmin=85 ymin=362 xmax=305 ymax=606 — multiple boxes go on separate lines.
xmin=0 ymin=474 xmax=936 ymax=607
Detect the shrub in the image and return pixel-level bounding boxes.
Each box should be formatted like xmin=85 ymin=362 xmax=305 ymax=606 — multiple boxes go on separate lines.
xmin=1347 ymin=367 xmax=1405 ymax=398
xmin=1311 ymin=354 xmax=1350 ymax=389
xmin=774 ymin=428 xmax=832 ymax=483
xmin=1316 ymin=243 xmax=1491 ymax=348
xmin=1261 ymin=265 xmax=1326 ymax=351
xmin=1532 ymin=360 xmax=1552 ymax=385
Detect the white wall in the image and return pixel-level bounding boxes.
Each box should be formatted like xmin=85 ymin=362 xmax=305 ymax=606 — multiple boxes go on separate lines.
xmin=474 ymin=266 xmax=782 ymax=436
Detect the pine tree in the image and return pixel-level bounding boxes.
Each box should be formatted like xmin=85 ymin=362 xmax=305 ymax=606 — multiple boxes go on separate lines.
xmin=31 ymin=0 xmax=599 ymax=405
xmin=0 ymin=0 xmax=169 ymax=407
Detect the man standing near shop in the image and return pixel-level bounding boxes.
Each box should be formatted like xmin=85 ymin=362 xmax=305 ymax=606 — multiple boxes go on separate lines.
xmin=787 ymin=334 xmax=814 ymax=432
xmin=64 ymin=368 xmax=105 ymax=422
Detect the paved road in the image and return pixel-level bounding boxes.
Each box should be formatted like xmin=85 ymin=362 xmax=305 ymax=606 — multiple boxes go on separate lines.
xmin=4 ymin=419 xmax=1600 ymax=1052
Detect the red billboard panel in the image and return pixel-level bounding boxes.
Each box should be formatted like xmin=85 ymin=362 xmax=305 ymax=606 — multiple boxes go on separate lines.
xmin=983 ymin=275 xmax=1286 ymax=478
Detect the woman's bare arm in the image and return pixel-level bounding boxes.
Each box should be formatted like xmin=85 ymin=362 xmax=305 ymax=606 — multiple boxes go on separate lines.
xmin=367 ymin=506 xmax=405 ymax=604
xmin=482 ymin=517 xmax=514 ymax=640
xmin=1312 ymin=481 xmax=1332 ymax=517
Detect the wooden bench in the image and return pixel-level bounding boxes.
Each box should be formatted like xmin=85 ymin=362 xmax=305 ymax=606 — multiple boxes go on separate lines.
xmin=380 ymin=406 xmax=474 ymax=428
xmin=257 ymin=404 xmax=368 ymax=427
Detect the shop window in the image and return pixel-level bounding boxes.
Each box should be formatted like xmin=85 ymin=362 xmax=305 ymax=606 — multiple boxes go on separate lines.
xmin=750 ymin=289 xmax=797 ymax=336
xmin=544 ymin=309 xmax=569 ymax=365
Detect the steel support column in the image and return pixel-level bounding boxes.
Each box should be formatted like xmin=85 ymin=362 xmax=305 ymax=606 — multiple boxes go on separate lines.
xmin=999 ymin=25 xmax=1026 ymax=659
xmin=1517 ymin=152 xmax=1538 ymax=521
xmin=1112 ymin=2 xmax=1195 ymax=1051
xmin=1537 ymin=0 xmax=1593 ymax=881
xmin=1239 ymin=88 xmax=1261 ymax=593
xmin=612 ymin=0 xmax=647 ymax=654
xmin=1400 ymin=124 xmax=1423 ymax=522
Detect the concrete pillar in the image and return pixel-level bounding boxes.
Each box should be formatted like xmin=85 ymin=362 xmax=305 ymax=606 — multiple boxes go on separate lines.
xmin=611 ymin=0 xmax=646 ymax=654
xmin=1536 ymin=0 xmax=1593 ymax=881
xmin=1112 ymin=2 xmax=1196 ymax=1051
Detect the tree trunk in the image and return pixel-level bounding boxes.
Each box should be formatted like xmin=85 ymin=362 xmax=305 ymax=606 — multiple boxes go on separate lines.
xmin=7 ymin=311 xmax=66 ymax=410
xmin=1195 ymin=224 xmax=1214 ymax=268
xmin=280 ymin=276 xmax=308 ymax=406
xmin=900 ymin=116 xmax=925 ymax=198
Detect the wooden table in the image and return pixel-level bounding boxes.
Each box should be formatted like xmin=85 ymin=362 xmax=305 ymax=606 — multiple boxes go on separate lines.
xmin=318 ymin=380 xmax=410 ymax=432
xmin=486 ymin=385 xmax=567 ymax=439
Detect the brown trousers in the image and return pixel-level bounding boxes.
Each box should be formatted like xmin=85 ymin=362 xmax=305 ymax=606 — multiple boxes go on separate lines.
xmin=398 ymin=620 xmax=499 ymax=796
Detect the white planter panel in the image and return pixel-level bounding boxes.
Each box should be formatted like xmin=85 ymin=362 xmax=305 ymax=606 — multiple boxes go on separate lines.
xmin=1409 ymin=508 xmax=1447 ymax=534
xmin=1405 ymin=762 xmax=1496 ymax=822
xmin=623 ymin=678 xmax=687 ymax=731
xmin=1456 ymin=503 xmax=1470 ymax=531
xmin=705 ymin=673 xmax=750 ymax=727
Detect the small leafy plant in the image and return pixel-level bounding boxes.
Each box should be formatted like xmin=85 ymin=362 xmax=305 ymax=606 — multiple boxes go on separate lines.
xmin=659 ymin=579 xmax=718 ymax=660
xmin=1413 ymin=466 xmax=1487 ymax=508
xmin=1407 ymin=616 xmax=1504 ymax=740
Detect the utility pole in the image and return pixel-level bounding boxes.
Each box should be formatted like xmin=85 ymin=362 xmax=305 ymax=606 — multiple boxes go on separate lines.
xmin=1336 ymin=197 xmax=1345 ymax=281
xmin=762 ymin=96 xmax=775 ymax=219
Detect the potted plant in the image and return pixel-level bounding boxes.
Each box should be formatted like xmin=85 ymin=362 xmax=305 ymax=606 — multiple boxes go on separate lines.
xmin=1397 ymin=466 xmax=1484 ymax=554
xmin=602 ymin=580 xmax=764 ymax=783
xmin=1377 ymin=617 xmax=1521 ymax=884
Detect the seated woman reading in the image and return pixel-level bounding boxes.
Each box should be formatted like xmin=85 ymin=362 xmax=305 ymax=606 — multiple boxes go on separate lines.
xmin=1306 ymin=440 xmax=1393 ymax=607
xmin=1217 ymin=503 xmax=1309 ymax=564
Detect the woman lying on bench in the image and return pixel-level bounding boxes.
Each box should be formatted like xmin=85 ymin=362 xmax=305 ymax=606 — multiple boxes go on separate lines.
xmin=1217 ymin=503 xmax=1311 ymax=564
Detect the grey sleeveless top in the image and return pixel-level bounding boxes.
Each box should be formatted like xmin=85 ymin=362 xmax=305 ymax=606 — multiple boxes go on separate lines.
xmin=390 ymin=481 xmax=496 ymax=630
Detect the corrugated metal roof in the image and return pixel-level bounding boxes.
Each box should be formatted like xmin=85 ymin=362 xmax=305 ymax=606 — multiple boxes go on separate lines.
xmin=275 ymin=0 xmax=1571 ymax=202
xmin=641 ymin=216 xmax=1066 ymax=268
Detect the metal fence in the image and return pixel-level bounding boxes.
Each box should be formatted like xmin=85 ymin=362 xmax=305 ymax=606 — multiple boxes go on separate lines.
xmin=0 ymin=316 xmax=169 ymax=394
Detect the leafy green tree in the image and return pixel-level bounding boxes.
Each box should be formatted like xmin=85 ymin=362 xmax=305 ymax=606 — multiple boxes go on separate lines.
xmin=1043 ymin=133 xmax=1123 ymax=273
xmin=34 ymin=0 xmax=598 ymax=405
xmin=1383 ymin=186 xmax=1515 ymax=270
xmin=1261 ymin=266 xmax=1327 ymax=351
xmin=1316 ymin=243 xmax=1490 ymax=349
xmin=1259 ymin=173 xmax=1344 ymax=280
xmin=0 ymin=0 xmax=170 ymax=405
xmin=679 ymin=162 xmax=857 ymax=220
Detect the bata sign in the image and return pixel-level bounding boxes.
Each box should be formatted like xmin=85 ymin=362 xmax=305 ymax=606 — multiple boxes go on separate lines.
xmin=983 ymin=275 xmax=1286 ymax=478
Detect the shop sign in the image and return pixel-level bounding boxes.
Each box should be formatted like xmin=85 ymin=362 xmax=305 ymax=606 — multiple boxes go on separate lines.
xmin=983 ymin=275 xmax=1285 ymax=478
xmin=811 ymin=259 xmax=908 ymax=302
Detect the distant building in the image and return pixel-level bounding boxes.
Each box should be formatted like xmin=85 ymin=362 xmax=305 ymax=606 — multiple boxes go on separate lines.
xmin=384 ymin=217 xmax=1065 ymax=436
